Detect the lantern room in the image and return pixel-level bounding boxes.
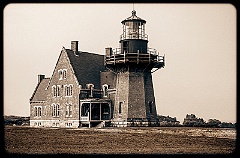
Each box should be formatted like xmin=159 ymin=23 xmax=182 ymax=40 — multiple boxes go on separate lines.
xmin=120 ymin=10 xmax=148 ymax=40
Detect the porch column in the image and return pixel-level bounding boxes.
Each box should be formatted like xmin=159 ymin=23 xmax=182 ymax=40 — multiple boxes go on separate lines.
xmin=109 ymin=102 xmax=111 ymax=119
xmin=90 ymin=102 xmax=91 ymax=121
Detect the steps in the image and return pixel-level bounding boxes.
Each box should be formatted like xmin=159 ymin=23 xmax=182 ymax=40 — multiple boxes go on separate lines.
xmin=94 ymin=121 xmax=105 ymax=128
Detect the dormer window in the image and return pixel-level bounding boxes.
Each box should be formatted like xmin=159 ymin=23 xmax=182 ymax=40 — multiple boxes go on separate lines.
xmin=86 ymin=84 xmax=94 ymax=97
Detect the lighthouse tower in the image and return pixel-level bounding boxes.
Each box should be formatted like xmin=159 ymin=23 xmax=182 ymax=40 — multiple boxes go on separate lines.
xmin=105 ymin=10 xmax=165 ymax=127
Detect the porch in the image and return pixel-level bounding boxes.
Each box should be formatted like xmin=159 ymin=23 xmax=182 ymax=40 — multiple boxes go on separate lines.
xmin=80 ymin=99 xmax=112 ymax=127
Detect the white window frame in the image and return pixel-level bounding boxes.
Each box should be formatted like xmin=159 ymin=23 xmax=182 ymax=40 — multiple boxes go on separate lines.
xmin=102 ymin=84 xmax=109 ymax=97
xmin=34 ymin=106 xmax=42 ymax=117
xmin=63 ymin=69 xmax=67 ymax=79
xmin=65 ymin=104 xmax=72 ymax=117
xmin=56 ymin=85 xmax=61 ymax=97
xmin=64 ymin=84 xmax=73 ymax=97
xmin=58 ymin=69 xmax=63 ymax=80
xmin=51 ymin=103 xmax=60 ymax=117
xmin=119 ymin=102 xmax=123 ymax=114
xmin=52 ymin=85 xmax=56 ymax=97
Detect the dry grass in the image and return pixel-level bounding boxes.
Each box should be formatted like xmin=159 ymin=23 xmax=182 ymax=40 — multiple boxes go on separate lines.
xmin=4 ymin=126 xmax=236 ymax=155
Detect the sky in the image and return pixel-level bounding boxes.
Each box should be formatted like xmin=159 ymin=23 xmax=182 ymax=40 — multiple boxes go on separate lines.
xmin=4 ymin=3 xmax=236 ymax=123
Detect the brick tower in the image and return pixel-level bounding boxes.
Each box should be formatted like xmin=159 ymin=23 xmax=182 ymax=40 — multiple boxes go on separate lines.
xmin=105 ymin=10 xmax=165 ymax=127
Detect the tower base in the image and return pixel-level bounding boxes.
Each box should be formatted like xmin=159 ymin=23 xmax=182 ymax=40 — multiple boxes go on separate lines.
xmin=110 ymin=118 xmax=159 ymax=127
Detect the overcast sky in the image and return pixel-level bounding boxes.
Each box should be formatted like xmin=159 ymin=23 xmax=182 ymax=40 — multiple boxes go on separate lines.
xmin=4 ymin=3 xmax=236 ymax=123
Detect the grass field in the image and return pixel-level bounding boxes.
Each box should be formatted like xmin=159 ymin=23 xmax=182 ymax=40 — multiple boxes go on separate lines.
xmin=4 ymin=126 xmax=236 ymax=154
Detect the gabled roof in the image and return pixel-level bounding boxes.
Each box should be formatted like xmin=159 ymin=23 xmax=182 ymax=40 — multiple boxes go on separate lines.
xmin=30 ymin=78 xmax=50 ymax=102
xmin=65 ymin=49 xmax=105 ymax=89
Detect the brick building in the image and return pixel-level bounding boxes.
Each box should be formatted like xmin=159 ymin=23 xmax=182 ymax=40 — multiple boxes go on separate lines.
xmin=30 ymin=10 xmax=165 ymax=128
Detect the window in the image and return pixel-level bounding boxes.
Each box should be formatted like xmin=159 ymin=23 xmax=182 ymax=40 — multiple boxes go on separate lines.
xmin=53 ymin=104 xmax=56 ymax=116
xmin=65 ymin=122 xmax=72 ymax=127
xmin=52 ymin=85 xmax=60 ymax=97
xmin=149 ymin=101 xmax=153 ymax=114
xmin=35 ymin=107 xmax=38 ymax=116
xmin=65 ymin=85 xmax=73 ymax=97
xmin=58 ymin=69 xmax=63 ymax=80
xmin=34 ymin=106 xmax=42 ymax=117
xmin=52 ymin=104 xmax=60 ymax=117
xmin=119 ymin=102 xmax=123 ymax=114
xmin=69 ymin=105 xmax=72 ymax=116
xmin=86 ymin=84 xmax=94 ymax=97
xmin=57 ymin=85 xmax=60 ymax=97
xmin=66 ymin=104 xmax=72 ymax=117
xmin=63 ymin=69 xmax=67 ymax=79
xmin=69 ymin=85 xmax=73 ymax=96
xmin=57 ymin=104 xmax=60 ymax=116
xmin=59 ymin=69 xmax=67 ymax=80
xmin=52 ymin=85 xmax=56 ymax=97
xmin=38 ymin=107 xmax=41 ymax=116
xmin=102 ymin=84 xmax=108 ymax=97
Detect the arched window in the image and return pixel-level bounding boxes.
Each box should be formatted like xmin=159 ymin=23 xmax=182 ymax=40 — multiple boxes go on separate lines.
xmin=102 ymin=84 xmax=108 ymax=97
xmin=57 ymin=104 xmax=60 ymax=117
xmin=65 ymin=104 xmax=72 ymax=117
xmin=65 ymin=104 xmax=69 ymax=117
xmin=53 ymin=104 xmax=56 ymax=117
xmin=52 ymin=86 xmax=56 ymax=97
xmin=64 ymin=85 xmax=67 ymax=96
xmin=65 ymin=85 xmax=73 ymax=97
xmin=58 ymin=69 xmax=63 ymax=80
xmin=35 ymin=107 xmax=38 ymax=116
xmin=69 ymin=105 xmax=72 ymax=117
xmin=69 ymin=85 xmax=73 ymax=96
xmin=119 ymin=102 xmax=123 ymax=114
xmin=38 ymin=107 xmax=41 ymax=116
xmin=63 ymin=69 xmax=67 ymax=79
xmin=57 ymin=85 xmax=60 ymax=97
xmin=148 ymin=101 xmax=153 ymax=114
xmin=67 ymin=86 xmax=69 ymax=96
xmin=51 ymin=104 xmax=54 ymax=116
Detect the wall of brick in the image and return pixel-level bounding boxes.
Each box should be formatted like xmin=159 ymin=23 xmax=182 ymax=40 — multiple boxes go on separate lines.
xmin=112 ymin=72 xmax=129 ymax=122
xmin=144 ymin=71 xmax=157 ymax=120
xmin=111 ymin=71 xmax=158 ymax=126
xmin=128 ymin=72 xmax=146 ymax=118
xmin=35 ymin=50 xmax=81 ymax=128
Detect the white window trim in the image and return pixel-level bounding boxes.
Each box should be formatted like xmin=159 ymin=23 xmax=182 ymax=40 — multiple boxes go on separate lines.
xmin=119 ymin=101 xmax=123 ymax=115
xmin=65 ymin=104 xmax=73 ymax=118
xmin=58 ymin=69 xmax=63 ymax=80
xmin=63 ymin=69 xmax=67 ymax=79
xmin=102 ymin=84 xmax=109 ymax=97
xmin=56 ymin=85 xmax=61 ymax=97
xmin=52 ymin=85 xmax=56 ymax=97
xmin=51 ymin=103 xmax=60 ymax=117
xmin=33 ymin=106 xmax=42 ymax=118
xmin=64 ymin=84 xmax=73 ymax=97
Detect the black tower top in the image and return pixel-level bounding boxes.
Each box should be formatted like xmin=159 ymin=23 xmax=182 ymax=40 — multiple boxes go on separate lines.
xmin=120 ymin=10 xmax=148 ymax=54
xmin=105 ymin=10 xmax=165 ymax=73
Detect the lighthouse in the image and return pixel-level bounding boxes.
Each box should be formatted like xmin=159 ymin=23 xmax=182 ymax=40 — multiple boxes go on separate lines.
xmin=105 ymin=10 xmax=165 ymax=127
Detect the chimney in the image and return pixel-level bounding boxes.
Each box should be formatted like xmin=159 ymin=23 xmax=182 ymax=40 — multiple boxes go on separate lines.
xmin=105 ymin=47 xmax=112 ymax=57
xmin=38 ymin=74 xmax=45 ymax=83
xmin=71 ymin=41 xmax=79 ymax=55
